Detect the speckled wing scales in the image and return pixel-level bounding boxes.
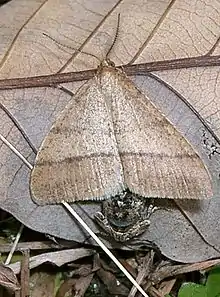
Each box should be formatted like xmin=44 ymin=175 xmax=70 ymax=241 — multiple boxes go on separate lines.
xmin=31 ymin=79 xmax=125 ymax=205
xmin=31 ymin=64 xmax=213 ymax=205
xmin=99 ymin=67 xmax=213 ymax=199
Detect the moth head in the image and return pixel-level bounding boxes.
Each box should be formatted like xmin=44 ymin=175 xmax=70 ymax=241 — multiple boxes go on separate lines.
xmin=100 ymin=58 xmax=115 ymax=68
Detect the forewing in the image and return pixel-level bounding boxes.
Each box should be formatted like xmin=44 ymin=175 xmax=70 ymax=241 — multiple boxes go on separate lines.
xmin=30 ymin=79 xmax=125 ymax=205
xmin=100 ymin=67 xmax=213 ymax=199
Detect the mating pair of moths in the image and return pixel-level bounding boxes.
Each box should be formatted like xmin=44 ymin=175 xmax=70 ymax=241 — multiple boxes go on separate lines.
xmin=30 ymin=57 xmax=213 ymax=241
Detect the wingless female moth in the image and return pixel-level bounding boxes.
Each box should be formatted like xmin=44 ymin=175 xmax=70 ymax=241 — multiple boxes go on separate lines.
xmin=30 ymin=16 xmax=213 ymax=243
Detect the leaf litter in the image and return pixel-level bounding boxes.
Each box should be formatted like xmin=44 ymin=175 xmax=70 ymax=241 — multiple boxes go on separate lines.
xmin=0 ymin=0 xmax=220 ymax=296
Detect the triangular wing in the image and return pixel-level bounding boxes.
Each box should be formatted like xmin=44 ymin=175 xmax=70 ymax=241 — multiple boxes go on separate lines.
xmin=30 ymin=79 xmax=125 ymax=205
xmin=100 ymin=67 xmax=213 ymax=199
xmin=31 ymin=65 xmax=213 ymax=205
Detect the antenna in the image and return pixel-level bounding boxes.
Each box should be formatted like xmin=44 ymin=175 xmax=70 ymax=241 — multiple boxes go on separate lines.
xmin=43 ymin=33 xmax=101 ymax=63
xmin=43 ymin=14 xmax=121 ymax=63
xmin=106 ymin=13 xmax=121 ymax=58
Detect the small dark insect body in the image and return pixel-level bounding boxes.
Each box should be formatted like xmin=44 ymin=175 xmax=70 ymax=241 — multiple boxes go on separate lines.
xmin=95 ymin=190 xmax=156 ymax=242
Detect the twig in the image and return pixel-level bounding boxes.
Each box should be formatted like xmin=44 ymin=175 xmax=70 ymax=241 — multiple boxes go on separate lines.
xmin=0 ymin=55 xmax=219 ymax=90
xmin=157 ymin=278 xmax=177 ymax=296
xmin=4 ymin=224 xmax=24 ymax=265
xmin=148 ymin=286 xmax=164 ymax=297
xmin=0 ymin=134 xmax=32 ymax=169
xmin=20 ymin=249 xmax=30 ymax=297
xmin=63 ymin=201 xmax=149 ymax=297
xmin=0 ymin=241 xmax=63 ymax=253
xmin=0 ymin=134 xmax=149 ymax=297
xmin=128 ymin=252 xmax=154 ymax=297
xmin=15 ymin=290 xmax=21 ymax=297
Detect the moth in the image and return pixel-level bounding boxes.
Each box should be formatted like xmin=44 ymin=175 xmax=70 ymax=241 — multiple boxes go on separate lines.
xmin=30 ymin=57 xmax=213 ymax=242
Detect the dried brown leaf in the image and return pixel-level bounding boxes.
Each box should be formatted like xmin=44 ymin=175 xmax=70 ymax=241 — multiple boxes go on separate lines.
xmin=8 ymin=248 xmax=94 ymax=274
xmin=0 ymin=0 xmax=220 ymax=263
xmin=0 ymin=264 xmax=20 ymax=292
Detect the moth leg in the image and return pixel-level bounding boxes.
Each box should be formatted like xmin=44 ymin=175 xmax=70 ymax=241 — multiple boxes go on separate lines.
xmin=119 ymin=202 xmax=159 ymax=240
xmin=109 ymin=218 xmax=151 ymax=242
xmin=121 ymin=219 xmax=151 ymax=241
xmin=94 ymin=212 xmax=150 ymax=242
xmin=118 ymin=202 xmax=159 ymax=241
xmin=94 ymin=196 xmax=159 ymax=242
xmin=146 ymin=200 xmax=172 ymax=217
xmin=94 ymin=212 xmax=113 ymax=235
xmin=145 ymin=203 xmax=159 ymax=219
xmin=94 ymin=212 xmax=126 ymax=241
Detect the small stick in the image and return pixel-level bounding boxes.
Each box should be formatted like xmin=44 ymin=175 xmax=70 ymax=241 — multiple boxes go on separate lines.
xmin=1 ymin=135 xmax=149 ymax=297
xmin=0 ymin=134 xmax=33 ymax=169
xmin=20 ymin=249 xmax=30 ymax=297
xmin=4 ymin=224 xmax=24 ymax=265
xmin=62 ymin=201 xmax=149 ymax=297
xmin=0 ymin=55 xmax=219 ymax=90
